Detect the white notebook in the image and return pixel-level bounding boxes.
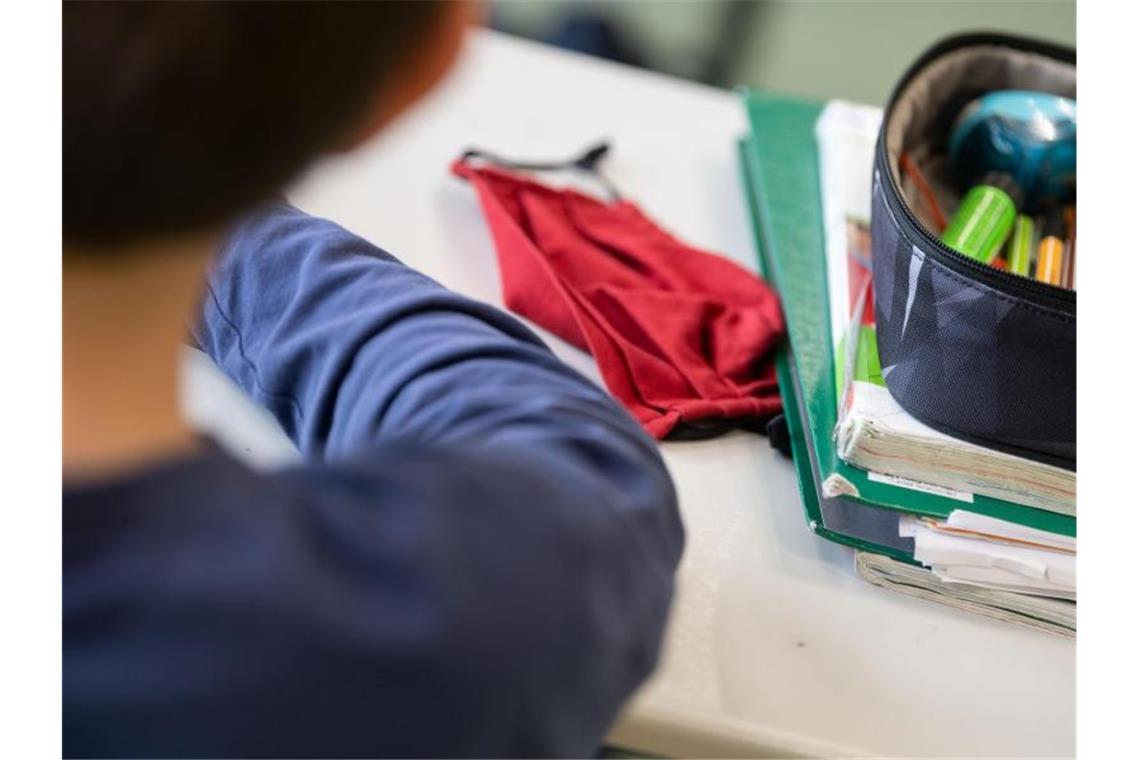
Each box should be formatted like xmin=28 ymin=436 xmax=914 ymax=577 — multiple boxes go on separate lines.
xmin=855 ymin=552 xmax=1075 ymax=638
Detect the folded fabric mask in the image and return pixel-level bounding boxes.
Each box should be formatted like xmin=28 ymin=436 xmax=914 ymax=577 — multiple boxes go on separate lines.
xmin=451 ymin=144 xmax=784 ymax=440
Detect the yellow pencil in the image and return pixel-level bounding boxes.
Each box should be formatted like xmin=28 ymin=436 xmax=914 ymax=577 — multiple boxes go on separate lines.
xmin=1035 ymin=212 xmax=1065 ymax=286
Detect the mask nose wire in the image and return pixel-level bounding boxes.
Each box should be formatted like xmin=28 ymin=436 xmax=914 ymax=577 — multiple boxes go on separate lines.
xmin=458 ymin=142 xmax=623 ymax=202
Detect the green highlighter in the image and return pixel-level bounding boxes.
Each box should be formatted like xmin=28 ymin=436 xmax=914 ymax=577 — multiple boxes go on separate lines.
xmin=941 ymin=179 xmax=1017 ymax=264
xmin=1005 ymin=214 xmax=1036 ymax=276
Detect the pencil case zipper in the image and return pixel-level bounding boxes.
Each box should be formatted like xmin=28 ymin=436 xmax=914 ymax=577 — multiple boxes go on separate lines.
xmin=874 ymin=32 xmax=1077 ymax=316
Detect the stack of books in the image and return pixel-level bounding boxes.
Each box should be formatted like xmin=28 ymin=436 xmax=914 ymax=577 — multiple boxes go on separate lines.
xmin=737 ymin=92 xmax=1076 ymax=637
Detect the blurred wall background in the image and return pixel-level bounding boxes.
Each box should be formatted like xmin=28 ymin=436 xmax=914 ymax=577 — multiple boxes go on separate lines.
xmin=488 ymin=0 xmax=1076 ymax=105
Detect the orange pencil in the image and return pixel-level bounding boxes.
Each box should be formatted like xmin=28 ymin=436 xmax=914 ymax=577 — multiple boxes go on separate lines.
xmin=1035 ymin=211 xmax=1065 ymax=286
xmin=1062 ymin=206 xmax=1076 ymax=288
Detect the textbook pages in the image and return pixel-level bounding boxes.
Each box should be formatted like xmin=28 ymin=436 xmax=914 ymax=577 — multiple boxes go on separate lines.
xmin=854 ymin=552 xmax=1075 ymax=638
xmin=815 ymin=101 xmax=1075 ymax=516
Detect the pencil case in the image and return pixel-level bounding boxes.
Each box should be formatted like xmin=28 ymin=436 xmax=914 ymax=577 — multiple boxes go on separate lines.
xmin=870 ymin=33 xmax=1076 ymax=469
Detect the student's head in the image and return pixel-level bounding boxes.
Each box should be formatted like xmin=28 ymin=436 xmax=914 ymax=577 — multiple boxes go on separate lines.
xmin=64 ymin=1 xmax=469 ymax=251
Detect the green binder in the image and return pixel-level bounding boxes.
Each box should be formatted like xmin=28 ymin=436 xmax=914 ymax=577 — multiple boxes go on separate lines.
xmin=739 ymin=136 xmax=915 ymax=561
xmin=736 ymin=89 xmax=1075 ymax=545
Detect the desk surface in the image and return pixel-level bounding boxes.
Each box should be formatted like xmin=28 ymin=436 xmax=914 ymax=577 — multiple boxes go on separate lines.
xmin=184 ymin=30 xmax=1074 ymax=758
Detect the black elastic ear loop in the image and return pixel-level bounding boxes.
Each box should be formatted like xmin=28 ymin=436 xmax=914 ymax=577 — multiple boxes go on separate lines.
xmin=459 ymin=142 xmax=623 ymax=202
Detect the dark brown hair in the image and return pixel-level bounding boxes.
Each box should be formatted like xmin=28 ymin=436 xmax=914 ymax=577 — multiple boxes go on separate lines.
xmin=64 ymin=1 xmax=445 ymax=248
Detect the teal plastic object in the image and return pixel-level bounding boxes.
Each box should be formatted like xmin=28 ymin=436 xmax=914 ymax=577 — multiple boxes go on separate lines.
xmin=948 ymin=90 xmax=1076 ymax=210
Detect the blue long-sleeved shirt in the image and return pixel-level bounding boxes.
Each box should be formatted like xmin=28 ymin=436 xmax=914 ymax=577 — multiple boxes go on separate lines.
xmin=63 ymin=203 xmax=683 ymax=758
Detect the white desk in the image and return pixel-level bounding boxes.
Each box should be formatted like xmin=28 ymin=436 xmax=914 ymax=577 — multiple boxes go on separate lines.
xmin=184 ymin=30 xmax=1074 ymax=758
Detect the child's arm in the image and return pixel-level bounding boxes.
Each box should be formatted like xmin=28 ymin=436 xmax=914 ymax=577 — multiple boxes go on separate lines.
xmin=191 ymin=202 xmax=683 ymax=756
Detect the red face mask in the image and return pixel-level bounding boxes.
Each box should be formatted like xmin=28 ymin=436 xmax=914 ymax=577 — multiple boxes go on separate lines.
xmin=452 ymin=144 xmax=784 ymax=440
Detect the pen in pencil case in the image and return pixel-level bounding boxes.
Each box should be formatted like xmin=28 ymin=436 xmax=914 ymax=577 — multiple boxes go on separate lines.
xmin=1061 ymin=205 xmax=1076 ymax=289
xmin=941 ymin=174 xmax=1018 ymax=264
xmin=1005 ymin=214 xmax=1035 ymax=277
xmin=1035 ymin=210 xmax=1065 ymax=286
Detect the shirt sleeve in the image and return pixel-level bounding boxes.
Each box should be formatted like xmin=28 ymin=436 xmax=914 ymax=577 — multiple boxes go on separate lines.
xmin=189 ymin=202 xmax=684 ymax=755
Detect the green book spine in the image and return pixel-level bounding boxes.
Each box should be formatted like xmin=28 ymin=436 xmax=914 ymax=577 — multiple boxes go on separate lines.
xmin=739 ymin=136 xmax=915 ymax=562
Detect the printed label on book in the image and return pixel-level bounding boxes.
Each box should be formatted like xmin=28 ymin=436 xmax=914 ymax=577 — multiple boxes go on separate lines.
xmin=867 ymin=471 xmax=974 ymax=503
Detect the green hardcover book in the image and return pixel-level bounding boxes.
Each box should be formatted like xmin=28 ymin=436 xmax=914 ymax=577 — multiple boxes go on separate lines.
xmin=737 ymin=89 xmax=1075 ymax=541
xmin=739 ymin=135 xmax=916 ymax=562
